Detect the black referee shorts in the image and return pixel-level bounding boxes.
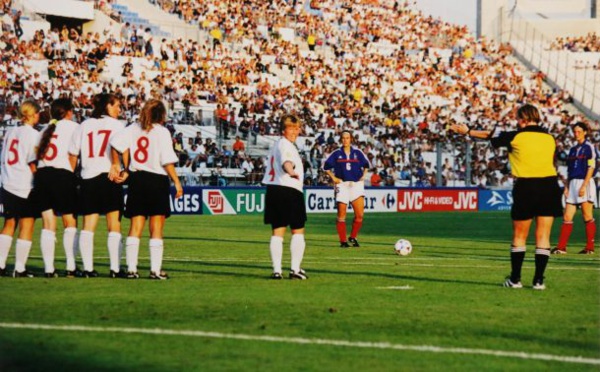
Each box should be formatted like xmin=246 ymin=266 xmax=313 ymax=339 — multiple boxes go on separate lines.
xmin=264 ymin=185 xmax=306 ymax=230
xmin=125 ymin=171 xmax=171 ymax=218
xmin=511 ymin=176 xmax=563 ymax=221
xmin=1 ymin=188 xmax=39 ymax=219
xmin=32 ymin=167 xmax=78 ymax=215
xmin=80 ymin=173 xmax=124 ymax=216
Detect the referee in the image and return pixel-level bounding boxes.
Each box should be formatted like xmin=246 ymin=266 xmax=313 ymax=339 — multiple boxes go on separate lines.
xmin=451 ymin=104 xmax=562 ymax=290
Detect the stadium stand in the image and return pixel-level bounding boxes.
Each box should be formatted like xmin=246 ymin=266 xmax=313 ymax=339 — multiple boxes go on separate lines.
xmin=0 ymin=0 xmax=598 ymax=188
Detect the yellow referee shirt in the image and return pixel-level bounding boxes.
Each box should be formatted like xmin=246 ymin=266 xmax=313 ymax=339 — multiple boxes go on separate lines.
xmin=490 ymin=126 xmax=557 ymax=178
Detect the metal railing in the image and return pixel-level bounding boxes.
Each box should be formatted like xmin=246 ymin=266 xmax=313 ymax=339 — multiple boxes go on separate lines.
xmin=505 ymin=10 xmax=600 ymax=119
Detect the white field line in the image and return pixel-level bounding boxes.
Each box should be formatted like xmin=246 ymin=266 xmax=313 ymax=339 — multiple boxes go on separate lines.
xmin=0 ymin=322 xmax=598 ymax=366
xmin=376 ymin=286 xmax=413 ymax=290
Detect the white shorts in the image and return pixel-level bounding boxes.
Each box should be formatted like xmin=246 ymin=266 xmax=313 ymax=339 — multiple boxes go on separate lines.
xmin=335 ymin=181 xmax=365 ymax=204
xmin=565 ymin=178 xmax=598 ymax=206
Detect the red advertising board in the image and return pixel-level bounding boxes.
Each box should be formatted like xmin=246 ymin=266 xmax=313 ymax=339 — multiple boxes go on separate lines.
xmin=397 ymin=189 xmax=478 ymax=212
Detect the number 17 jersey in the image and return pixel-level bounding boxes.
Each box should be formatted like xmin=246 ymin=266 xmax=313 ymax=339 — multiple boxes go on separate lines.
xmin=69 ymin=116 xmax=125 ymax=179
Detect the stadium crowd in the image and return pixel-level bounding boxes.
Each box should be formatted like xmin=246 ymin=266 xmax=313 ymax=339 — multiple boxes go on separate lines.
xmin=549 ymin=32 xmax=600 ymax=53
xmin=0 ymin=0 xmax=598 ymax=188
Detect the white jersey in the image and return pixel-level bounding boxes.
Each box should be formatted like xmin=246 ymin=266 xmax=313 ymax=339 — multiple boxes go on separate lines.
xmin=69 ymin=116 xmax=125 ymax=179
xmin=1 ymin=125 xmax=40 ymax=198
xmin=37 ymin=119 xmax=78 ymax=172
xmin=262 ymin=137 xmax=304 ymax=192
xmin=110 ymin=122 xmax=178 ymax=176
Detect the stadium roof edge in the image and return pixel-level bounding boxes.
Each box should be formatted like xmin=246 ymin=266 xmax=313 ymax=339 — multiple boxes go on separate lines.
xmin=21 ymin=0 xmax=95 ymax=20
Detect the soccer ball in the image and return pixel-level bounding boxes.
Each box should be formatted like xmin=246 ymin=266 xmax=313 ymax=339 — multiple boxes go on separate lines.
xmin=394 ymin=239 xmax=412 ymax=256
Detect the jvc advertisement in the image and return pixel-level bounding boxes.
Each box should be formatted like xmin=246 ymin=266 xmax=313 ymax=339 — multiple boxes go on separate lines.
xmin=397 ymin=189 xmax=478 ymax=212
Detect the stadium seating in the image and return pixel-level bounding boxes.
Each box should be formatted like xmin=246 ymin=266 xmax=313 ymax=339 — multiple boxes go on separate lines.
xmin=110 ymin=3 xmax=170 ymax=38
xmin=0 ymin=0 xmax=597 ymax=189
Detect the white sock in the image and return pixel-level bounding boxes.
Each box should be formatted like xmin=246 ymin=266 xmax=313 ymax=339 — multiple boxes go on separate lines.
xmin=79 ymin=230 xmax=94 ymax=272
xmin=107 ymin=232 xmax=122 ymax=272
xmin=40 ymin=229 xmax=56 ymax=273
xmin=290 ymin=234 xmax=306 ymax=273
xmin=125 ymin=236 xmax=140 ymax=273
xmin=63 ymin=227 xmax=78 ymax=271
xmin=269 ymin=236 xmax=284 ymax=274
xmin=14 ymin=239 xmax=32 ymax=273
xmin=149 ymin=238 xmax=163 ymax=274
xmin=0 ymin=234 xmax=13 ymax=269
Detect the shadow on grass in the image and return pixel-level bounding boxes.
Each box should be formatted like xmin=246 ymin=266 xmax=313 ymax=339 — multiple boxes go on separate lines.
xmin=171 ymin=260 xmax=499 ymax=287
xmin=163 ymin=235 xmax=262 ymax=245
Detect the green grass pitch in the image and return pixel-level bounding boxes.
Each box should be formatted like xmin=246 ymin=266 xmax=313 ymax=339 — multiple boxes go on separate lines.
xmin=0 ymin=211 xmax=598 ymax=371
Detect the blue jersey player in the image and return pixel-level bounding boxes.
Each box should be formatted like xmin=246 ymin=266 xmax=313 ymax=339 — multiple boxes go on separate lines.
xmin=323 ymin=131 xmax=370 ymax=248
xmin=553 ymin=122 xmax=597 ymax=254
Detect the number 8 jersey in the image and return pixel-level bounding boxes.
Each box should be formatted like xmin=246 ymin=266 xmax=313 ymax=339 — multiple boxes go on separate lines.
xmin=262 ymin=137 xmax=304 ymax=192
xmin=69 ymin=116 xmax=125 ymax=179
xmin=110 ymin=122 xmax=178 ymax=175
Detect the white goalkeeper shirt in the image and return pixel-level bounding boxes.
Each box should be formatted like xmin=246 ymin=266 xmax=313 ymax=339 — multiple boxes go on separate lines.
xmin=69 ymin=116 xmax=125 ymax=179
xmin=1 ymin=125 xmax=40 ymax=198
xmin=262 ymin=137 xmax=304 ymax=192
xmin=38 ymin=119 xmax=78 ymax=172
xmin=110 ymin=122 xmax=178 ymax=176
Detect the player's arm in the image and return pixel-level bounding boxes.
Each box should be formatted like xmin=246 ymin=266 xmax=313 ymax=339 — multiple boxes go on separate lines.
xmin=109 ymin=147 xmax=129 ymax=183
xmin=359 ymin=166 xmax=368 ymax=182
xmin=450 ymin=123 xmax=491 ymax=139
xmin=322 ymin=151 xmax=340 ymax=184
xmin=109 ymin=127 xmax=131 ymax=183
xmin=359 ymin=149 xmax=371 ymax=182
xmin=68 ymin=153 xmax=78 ymax=172
xmin=580 ymin=152 xmax=596 ymax=197
xmin=164 ymin=163 xmax=183 ymax=198
xmin=325 ymin=169 xmax=341 ymax=184
xmin=283 ymin=160 xmax=299 ymax=179
xmin=557 ymin=171 xmax=569 ymax=197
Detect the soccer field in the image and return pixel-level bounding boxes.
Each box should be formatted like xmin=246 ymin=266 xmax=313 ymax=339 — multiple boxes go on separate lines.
xmin=0 ymin=211 xmax=598 ymax=371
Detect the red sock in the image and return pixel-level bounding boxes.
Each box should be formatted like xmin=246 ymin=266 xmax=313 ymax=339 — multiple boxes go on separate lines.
xmin=556 ymin=221 xmax=573 ymax=250
xmin=336 ymin=220 xmax=347 ymax=242
xmin=585 ymin=219 xmax=596 ymax=251
xmin=350 ymin=219 xmax=363 ymax=239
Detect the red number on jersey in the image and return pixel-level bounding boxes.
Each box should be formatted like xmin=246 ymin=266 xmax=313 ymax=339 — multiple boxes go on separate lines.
xmin=44 ymin=134 xmax=59 ymax=161
xmin=87 ymin=130 xmax=112 ymax=158
xmin=268 ymin=155 xmax=275 ymax=181
xmin=7 ymin=139 xmax=19 ymax=165
xmin=134 ymin=136 xmax=149 ymax=163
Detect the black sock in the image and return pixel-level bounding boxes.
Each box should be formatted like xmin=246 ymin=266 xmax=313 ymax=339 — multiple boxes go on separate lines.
xmin=510 ymin=246 xmax=526 ymax=283
xmin=534 ymin=248 xmax=550 ymax=283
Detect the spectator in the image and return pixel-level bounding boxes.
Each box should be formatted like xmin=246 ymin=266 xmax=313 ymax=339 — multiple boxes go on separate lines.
xmin=12 ymin=10 xmax=21 ymax=38
xmin=370 ymin=168 xmax=382 ymax=187
xmin=232 ymin=135 xmax=245 ymax=155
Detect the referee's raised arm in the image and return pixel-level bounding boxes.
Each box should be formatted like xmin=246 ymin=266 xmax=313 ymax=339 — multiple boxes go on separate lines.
xmin=449 ymin=123 xmax=491 ymax=140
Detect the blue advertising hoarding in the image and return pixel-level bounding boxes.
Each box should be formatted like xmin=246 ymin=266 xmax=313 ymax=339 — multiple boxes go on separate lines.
xmin=478 ymin=190 xmax=513 ymax=211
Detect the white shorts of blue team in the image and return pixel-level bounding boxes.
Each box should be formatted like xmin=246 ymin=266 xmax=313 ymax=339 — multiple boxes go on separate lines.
xmin=565 ymin=178 xmax=598 ymax=206
xmin=335 ymin=180 xmax=365 ymax=205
